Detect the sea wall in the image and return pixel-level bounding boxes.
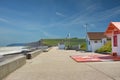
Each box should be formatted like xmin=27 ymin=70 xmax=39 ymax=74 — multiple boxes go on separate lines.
xmin=0 ymin=55 xmax=26 ymax=80
xmin=26 ymin=50 xmax=42 ymax=59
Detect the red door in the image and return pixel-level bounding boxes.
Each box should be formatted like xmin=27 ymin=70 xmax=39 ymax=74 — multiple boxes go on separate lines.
xmin=113 ymin=35 xmax=117 ymax=47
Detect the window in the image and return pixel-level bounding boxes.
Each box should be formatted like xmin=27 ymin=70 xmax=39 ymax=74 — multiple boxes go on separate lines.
xmin=103 ymin=40 xmax=106 ymax=45
xmin=89 ymin=41 xmax=90 ymax=45
xmin=94 ymin=40 xmax=97 ymax=43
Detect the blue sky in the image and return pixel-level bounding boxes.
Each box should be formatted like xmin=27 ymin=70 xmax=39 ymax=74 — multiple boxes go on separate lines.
xmin=0 ymin=0 xmax=120 ymax=46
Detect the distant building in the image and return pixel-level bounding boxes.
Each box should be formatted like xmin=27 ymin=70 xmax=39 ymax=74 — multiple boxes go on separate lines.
xmin=86 ymin=32 xmax=108 ymax=52
xmin=58 ymin=42 xmax=65 ymax=50
xmin=105 ymin=22 xmax=120 ymax=56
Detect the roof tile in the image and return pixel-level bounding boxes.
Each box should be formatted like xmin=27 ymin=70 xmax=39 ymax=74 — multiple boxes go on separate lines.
xmin=87 ymin=32 xmax=107 ymax=40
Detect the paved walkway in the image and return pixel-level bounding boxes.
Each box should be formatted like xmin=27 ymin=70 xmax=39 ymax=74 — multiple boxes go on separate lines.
xmin=3 ymin=47 xmax=120 ymax=80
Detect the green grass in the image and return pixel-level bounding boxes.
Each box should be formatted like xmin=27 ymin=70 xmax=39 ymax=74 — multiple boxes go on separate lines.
xmin=43 ymin=39 xmax=64 ymax=46
xmin=43 ymin=38 xmax=86 ymax=47
xmin=43 ymin=38 xmax=112 ymax=52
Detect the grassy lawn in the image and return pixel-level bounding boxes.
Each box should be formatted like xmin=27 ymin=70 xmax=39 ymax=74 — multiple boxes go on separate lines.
xmin=42 ymin=38 xmax=86 ymax=47
xmin=43 ymin=38 xmax=111 ymax=52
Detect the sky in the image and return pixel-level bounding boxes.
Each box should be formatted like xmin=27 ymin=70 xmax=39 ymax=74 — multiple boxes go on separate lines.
xmin=0 ymin=0 xmax=120 ymax=46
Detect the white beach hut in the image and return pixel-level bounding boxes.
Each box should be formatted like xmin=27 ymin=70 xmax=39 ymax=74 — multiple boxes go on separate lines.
xmin=58 ymin=42 xmax=65 ymax=50
xmin=105 ymin=22 xmax=120 ymax=56
xmin=86 ymin=32 xmax=108 ymax=52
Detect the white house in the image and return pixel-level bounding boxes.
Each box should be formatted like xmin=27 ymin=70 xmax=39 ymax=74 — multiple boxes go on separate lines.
xmin=58 ymin=42 xmax=65 ymax=50
xmin=86 ymin=32 xmax=108 ymax=52
xmin=105 ymin=22 xmax=120 ymax=56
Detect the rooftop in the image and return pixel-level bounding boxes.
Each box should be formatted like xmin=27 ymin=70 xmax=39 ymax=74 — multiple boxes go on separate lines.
xmin=105 ymin=22 xmax=120 ymax=37
xmin=87 ymin=32 xmax=107 ymax=40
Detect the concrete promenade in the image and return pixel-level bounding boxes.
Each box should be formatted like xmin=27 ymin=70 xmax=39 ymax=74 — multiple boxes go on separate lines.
xmin=3 ymin=47 xmax=120 ymax=80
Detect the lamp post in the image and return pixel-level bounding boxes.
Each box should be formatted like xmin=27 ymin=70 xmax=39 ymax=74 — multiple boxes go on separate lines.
xmin=66 ymin=33 xmax=70 ymax=49
xmin=84 ymin=24 xmax=88 ymax=38
xmin=68 ymin=33 xmax=70 ymax=47
xmin=84 ymin=24 xmax=88 ymax=51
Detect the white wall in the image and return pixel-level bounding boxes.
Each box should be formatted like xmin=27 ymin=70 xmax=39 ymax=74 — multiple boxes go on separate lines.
xmin=102 ymin=38 xmax=107 ymax=45
xmin=58 ymin=43 xmax=65 ymax=50
xmin=87 ymin=39 xmax=107 ymax=52
xmin=91 ymin=40 xmax=102 ymax=52
xmin=117 ymin=34 xmax=120 ymax=55
xmin=112 ymin=34 xmax=120 ymax=55
xmin=86 ymin=36 xmax=90 ymax=51
xmin=86 ymin=34 xmax=107 ymax=52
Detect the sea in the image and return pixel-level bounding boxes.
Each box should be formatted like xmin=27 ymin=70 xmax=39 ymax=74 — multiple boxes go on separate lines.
xmin=0 ymin=46 xmax=27 ymax=56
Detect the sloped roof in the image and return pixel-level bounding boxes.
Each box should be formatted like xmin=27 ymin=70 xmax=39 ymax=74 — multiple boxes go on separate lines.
xmin=105 ymin=22 xmax=120 ymax=37
xmin=112 ymin=22 xmax=120 ymax=30
xmin=87 ymin=32 xmax=107 ymax=40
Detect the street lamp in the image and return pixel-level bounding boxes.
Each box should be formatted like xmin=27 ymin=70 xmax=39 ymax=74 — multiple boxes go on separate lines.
xmin=84 ymin=24 xmax=88 ymax=38
xmin=84 ymin=24 xmax=88 ymax=51
xmin=66 ymin=33 xmax=70 ymax=49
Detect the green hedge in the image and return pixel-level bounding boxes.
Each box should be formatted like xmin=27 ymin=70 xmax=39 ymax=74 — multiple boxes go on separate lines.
xmin=80 ymin=43 xmax=86 ymax=51
xmin=95 ymin=41 xmax=111 ymax=53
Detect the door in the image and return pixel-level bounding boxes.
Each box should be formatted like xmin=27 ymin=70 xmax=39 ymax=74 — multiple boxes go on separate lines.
xmin=113 ymin=35 xmax=117 ymax=47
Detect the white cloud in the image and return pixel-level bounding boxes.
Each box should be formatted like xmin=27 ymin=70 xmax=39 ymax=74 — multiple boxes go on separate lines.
xmin=94 ymin=6 xmax=120 ymax=21
xmin=47 ymin=4 xmax=120 ymax=32
xmin=56 ymin=12 xmax=66 ymax=17
xmin=48 ymin=4 xmax=100 ymax=28
xmin=0 ymin=18 xmax=9 ymax=23
xmin=64 ymin=5 xmax=120 ymax=26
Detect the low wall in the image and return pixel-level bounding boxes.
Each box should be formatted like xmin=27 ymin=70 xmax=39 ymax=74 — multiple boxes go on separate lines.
xmin=0 ymin=55 xmax=26 ymax=80
xmin=26 ymin=50 xmax=42 ymax=59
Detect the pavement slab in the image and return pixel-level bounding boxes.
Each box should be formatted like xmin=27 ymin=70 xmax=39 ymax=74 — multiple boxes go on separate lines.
xmin=86 ymin=62 xmax=120 ymax=80
xmin=3 ymin=47 xmax=120 ymax=80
